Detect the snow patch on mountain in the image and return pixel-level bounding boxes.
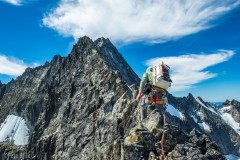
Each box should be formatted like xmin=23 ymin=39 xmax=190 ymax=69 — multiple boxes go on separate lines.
xmin=199 ymin=122 xmax=211 ymax=132
xmin=166 ymin=104 xmax=184 ymax=119
xmin=0 ymin=115 xmax=29 ymax=145
xmin=191 ymin=114 xmax=198 ymax=123
xmin=196 ymin=97 xmax=207 ymax=108
xmin=218 ymin=109 xmax=240 ymax=135
xmin=220 ymin=106 xmax=232 ymax=112
xmin=225 ymin=154 xmax=240 ymax=160
xmin=206 ymin=104 xmax=218 ymax=113
xmin=196 ymin=97 xmax=217 ymax=114
xmin=191 ymin=113 xmax=211 ymax=132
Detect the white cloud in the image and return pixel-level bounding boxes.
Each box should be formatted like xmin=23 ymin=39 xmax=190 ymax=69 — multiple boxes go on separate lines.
xmin=0 ymin=54 xmax=29 ymax=76
xmin=0 ymin=0 xmax=22 ymax=5
xmin=145 ymin=50 xmax=235 ymax=92
xmin=0 ymin=0 xmax=37 ymax=5
xmin=43 ymin=0 xmax=240 ymax=44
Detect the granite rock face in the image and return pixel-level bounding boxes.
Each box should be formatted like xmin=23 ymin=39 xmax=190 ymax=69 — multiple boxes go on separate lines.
xmin=0 ymin=36 xmax=231 ymax=159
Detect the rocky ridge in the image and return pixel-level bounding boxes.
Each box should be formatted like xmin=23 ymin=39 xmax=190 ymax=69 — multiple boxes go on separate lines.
xmin=0 ymin=36 xmax=237 ymax=159
xmin=167 ymin=93 xmax=240 ymax=156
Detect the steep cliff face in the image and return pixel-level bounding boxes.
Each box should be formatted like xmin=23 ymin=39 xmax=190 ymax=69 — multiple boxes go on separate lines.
xmin=0 ymin=36 xmax=139 ymax=159
xmin=0 ymin=36 xmax=234 ymax=159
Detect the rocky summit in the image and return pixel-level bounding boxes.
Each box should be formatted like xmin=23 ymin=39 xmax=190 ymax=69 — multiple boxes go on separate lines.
xmin=0 ymin=36 xmax=238 ymax=159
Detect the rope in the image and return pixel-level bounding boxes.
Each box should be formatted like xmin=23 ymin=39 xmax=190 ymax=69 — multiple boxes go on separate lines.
xmin=161 ymin=108 xmax=166 ymax=160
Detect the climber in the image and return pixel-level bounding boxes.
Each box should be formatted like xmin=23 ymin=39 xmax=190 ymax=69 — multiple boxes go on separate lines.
xmin=136 ymin=62 xmax=172 ymax=121
xmin=136 ymin=62 xmax=172 ymax=160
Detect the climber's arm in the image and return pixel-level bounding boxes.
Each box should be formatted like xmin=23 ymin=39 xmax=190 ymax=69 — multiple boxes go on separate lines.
xmin=136 ymin=73 xmax=148 ymax=101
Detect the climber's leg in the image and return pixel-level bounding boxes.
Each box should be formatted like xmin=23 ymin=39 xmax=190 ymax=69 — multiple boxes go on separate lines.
xmin=139 ymin=96 xmax=147 ymax=121
xmin=156 ymin=104 xmax=166 ymax=124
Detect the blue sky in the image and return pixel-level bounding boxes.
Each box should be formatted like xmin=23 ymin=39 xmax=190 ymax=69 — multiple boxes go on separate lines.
xmin=0 ymin=0 xmax=240 ymax=102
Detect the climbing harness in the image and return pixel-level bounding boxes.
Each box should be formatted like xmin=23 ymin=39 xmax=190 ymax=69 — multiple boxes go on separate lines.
xmin=147 ymin=86 xmax=166 ymax=105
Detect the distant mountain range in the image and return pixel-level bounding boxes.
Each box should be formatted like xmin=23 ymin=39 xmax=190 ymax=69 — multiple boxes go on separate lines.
xmin=209 ymin=102 xmax=223 ymax=108
xmin=0 ymin=36 xmax=239 ymax=160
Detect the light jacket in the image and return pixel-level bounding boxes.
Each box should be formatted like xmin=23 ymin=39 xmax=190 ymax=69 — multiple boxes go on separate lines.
xmin=139 ymin=67 xmax=154 ymax=91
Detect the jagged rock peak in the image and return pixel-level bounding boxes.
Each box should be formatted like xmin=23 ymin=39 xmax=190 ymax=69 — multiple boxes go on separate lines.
xmin=94 ymin=37 xmax=112 ymax=48
xmin=70 ymin=36 xmax=140 ymax=85
xmin=51 ymin=54 xmax=64 ymax=64
xmin=187 ymin=93 xmax=194 ymax=98
xmin=223 ymin=99 xmax=240 ymax=107
xmin=231 ymin=99 xmax=240 ymax=106
xmin=223 ymin=99 xmax=230 ymax=104
xmin=76 ymin=36 xmax=114 ymax=49
xmin=221 ymin=99 xmax=240 ymax=123
xmin=186 ymin=93 xmax=195 ymax=102
xmin=77 ymin=36 xmax=93 ymax=45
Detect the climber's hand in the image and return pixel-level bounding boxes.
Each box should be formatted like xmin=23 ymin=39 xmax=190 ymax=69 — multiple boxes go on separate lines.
xmin=136 ymin=94 xmax=141 ymax=102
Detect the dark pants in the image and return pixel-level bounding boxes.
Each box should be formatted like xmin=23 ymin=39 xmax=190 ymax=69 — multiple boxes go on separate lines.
xmin=139 ymin=96 xmax=165 ymax=121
